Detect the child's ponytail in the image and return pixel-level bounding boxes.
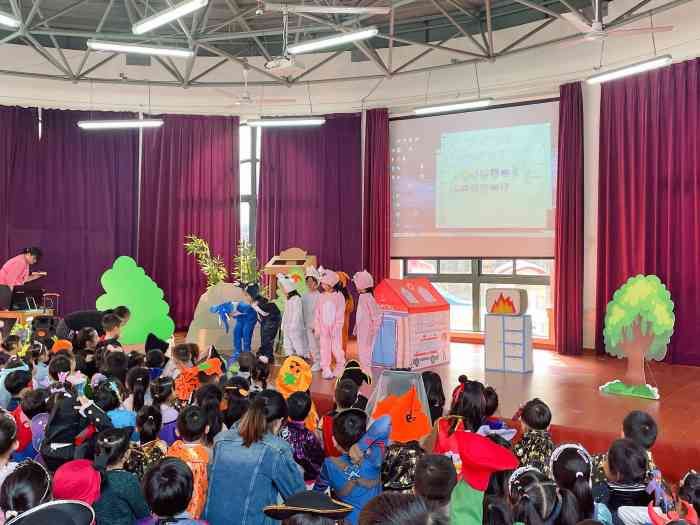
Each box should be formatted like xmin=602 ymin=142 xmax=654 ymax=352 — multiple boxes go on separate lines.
xmin=194 ymin=384 xmax=223 ymax=446
xmin=127 ymin=367 xmax=150 ymax=412
xmin=137 ymin=405 xmax=162 ymax=443
xmin=238 ymin=390 xmax=287 ymax=447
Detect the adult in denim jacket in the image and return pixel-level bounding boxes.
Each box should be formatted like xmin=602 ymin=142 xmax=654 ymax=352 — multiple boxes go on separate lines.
xmin=204 ymin=389 xmax=305 ymax=525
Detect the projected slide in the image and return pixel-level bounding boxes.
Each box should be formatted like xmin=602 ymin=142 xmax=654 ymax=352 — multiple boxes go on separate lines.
xmin=435 ymin=124 xmax=552 ymax=229
xmin=390 ymin=101 xmax=558 ymax=258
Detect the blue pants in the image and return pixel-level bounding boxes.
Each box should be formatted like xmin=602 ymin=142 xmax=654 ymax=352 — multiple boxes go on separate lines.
xmin=231 ymin=318 xmax=256 ymax=363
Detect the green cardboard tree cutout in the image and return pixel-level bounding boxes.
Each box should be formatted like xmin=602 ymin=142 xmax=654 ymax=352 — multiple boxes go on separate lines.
xmin=96 ymin=256 xmax=175 ymax=345
xmin=599 ymin=274 xmax=675 ymax=400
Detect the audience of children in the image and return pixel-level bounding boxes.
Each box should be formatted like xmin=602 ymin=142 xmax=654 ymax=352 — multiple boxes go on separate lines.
xmin=0 ymin=288 xmax=697 ymax=525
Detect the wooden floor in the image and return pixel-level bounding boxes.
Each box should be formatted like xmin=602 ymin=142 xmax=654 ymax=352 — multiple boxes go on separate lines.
xmin=287 ymin=343 xmax=700 ymax=480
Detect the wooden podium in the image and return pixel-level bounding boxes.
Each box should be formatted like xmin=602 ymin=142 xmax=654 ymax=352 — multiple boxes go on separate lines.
xmin=263 ymin=247 xmax=317 ymax=276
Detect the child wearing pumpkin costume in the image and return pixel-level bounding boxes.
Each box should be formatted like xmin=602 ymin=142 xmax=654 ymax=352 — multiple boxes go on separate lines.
xmin=314 ymin=270 xmax=346 ymax=380
xmin=278 ymin=274 xmax=308 ymax=358
xmin=352 ymin=271 xmax=382 ymax=372
xmin=275 ymin=355 xmax=319 ymax=431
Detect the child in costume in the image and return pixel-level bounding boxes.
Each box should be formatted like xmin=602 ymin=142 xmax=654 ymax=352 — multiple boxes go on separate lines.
xmin=167 ymin=406 xmax=210 ymax=520
xmin=279 ymin=392 xmax=325 ymax=488
xmin=245 ymin=284 xmax=282 ymax=361
xmin=513 ymin=397 xmax=555 ymax=476
xmin=275 ymin=356 xmax=319 ymax=430
xmin=278 ymin=274 xmax=308 ymax=358
xmin=302 ymin=267 xmax=322 ymax=372
xmin=314 ymin=270 xmax=346 ymax=380
xmin=232 ymin=301 xmax=257 ymax=364
xmin=320 ymin=378 xmax=360 ymax=458
xmin=337 ymin=272 xmax=354 ymax=353
xmin=352 ymin=271 xmax=382 ymax=372
xmin=314 ymin=409 xmax=391 ymax=525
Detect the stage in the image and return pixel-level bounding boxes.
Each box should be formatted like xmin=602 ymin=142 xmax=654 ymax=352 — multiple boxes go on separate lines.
xmin=292 ymin=343 xmax=700 ymax=482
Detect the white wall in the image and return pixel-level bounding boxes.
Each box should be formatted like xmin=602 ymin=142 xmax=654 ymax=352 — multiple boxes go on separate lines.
xmin=0 ymin=0 xmax=697 ymax=349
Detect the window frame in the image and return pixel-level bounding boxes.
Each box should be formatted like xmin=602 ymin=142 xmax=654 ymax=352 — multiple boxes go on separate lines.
xmin=239 ymin=125 xmax=260 ymax=244
xmin=399 ymin=257 xmax=552 ymax=334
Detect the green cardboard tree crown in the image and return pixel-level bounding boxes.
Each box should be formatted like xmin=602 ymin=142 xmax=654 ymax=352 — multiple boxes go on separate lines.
xmin=96 ymin=256 xmax=175 ymax=345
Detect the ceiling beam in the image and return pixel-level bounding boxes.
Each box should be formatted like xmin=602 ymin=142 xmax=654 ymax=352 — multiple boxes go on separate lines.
xmin=189 ymin=57 xmax=228 ymax=82
xmin=392 ymin=30 xmax=461 ymax=73
xmin=25 ymin=0 xmax=44 ymax=29
xmin=509 ymin=0 xmax=564 ymax=20
xmin=197 ymin=42 xmax=286 ymax=83
xmin=22 ymin=33 xmax=72 ymax=77
xmin=497 ymin=15 xmax=555 ymax=54
xmin=485 ymin=0 xmax=494 ymax=57
xmin=558 ymin=0 xmax=591 ymax=24
xmin=29 ymin=0 xmax=91 ymax=30
xmin=76 ymin=0 xmax=115 ymax=78
xmin=375 ymin=32 xmax=487 ymax=59
xmin=202 ymin=6 xmax=259 ymax=34
xmin=430 ymin=0 xmax=488 ymax=55
xmin=608 ymin=0 xmax=653 ymax=25
xmin=33 ymin=7 xmax=75 ymax=78
xmin=289 ymin=49 xmax=344 ymax=82
xmin=222 ymin=0 xmax=272 ymax=61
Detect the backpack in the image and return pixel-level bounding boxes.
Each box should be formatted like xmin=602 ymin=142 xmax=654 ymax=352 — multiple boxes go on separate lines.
xmin=381 ymin=441 xmax=425 ymax=491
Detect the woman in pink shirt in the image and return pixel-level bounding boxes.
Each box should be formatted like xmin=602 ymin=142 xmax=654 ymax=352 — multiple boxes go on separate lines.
xmin=0 ymin=247 xmax=45 ymax=310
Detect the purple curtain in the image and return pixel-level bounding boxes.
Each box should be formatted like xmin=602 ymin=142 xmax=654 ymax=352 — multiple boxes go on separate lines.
xmin=256 ymin=114 xmax=363 ymax=277
xmin=0 ymin=108 xmax=138 ymax=315
xmin=139 ymin=115 xmax=239 ymax=330
xmin=364 ymin=109 xmax=391 ymax=284
xmin=554 ymin=83 xmax=584 ymax=355
xmin=595 ymin=58 xmax=700 ymax=365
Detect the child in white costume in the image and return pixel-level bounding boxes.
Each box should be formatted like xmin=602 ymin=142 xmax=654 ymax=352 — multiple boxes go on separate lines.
xmin=278 ymin=274 xmax=308 ymax=358
xmin=314 ymin=269 xmax=346 ymax=380
xmin=352 ymin=271 xmax=382 ymax=372
xmin=302 ymin=266 xmax=322 ymax=372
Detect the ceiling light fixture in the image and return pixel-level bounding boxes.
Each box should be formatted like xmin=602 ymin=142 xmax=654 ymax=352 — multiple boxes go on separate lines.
xmin=77 ymin=119 xmax=164 ymax=130
xmin=132 ymin=0 xmax=208 ymax=35
xmin=414 ymin=98 xmax=494 ymax=115
xmin=287 ymin=27 xmax=378 ymax=55
xmin=88 ymin=40 xmax=193 ymax=57
xmin=248 ymin=118 xmax=326 ymax=127
xmin=586 ymin=54 xmax=672 ymax=84
xmin=0 ymin=10 xmax=20 ymax=28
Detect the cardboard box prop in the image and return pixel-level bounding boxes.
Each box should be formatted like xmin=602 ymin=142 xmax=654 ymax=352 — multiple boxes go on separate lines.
xmin=372 ymin=278 xmax=450 ymax=370
xmin=366 ymin=369 xmax=433 ymax=442
xmin=263 ymin=247 xmax=317 ymax=276
xmin=186 ymin=281 xmax=260 ymax=354
xmin=485 ymin=288 xmax=528 ymax=316
xmin=484 ymin=314 xmax=533 ymax=373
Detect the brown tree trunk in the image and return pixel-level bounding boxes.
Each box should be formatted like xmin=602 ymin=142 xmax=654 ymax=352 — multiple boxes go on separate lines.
xmin=619 ymin=320 xmax=654 ymax=385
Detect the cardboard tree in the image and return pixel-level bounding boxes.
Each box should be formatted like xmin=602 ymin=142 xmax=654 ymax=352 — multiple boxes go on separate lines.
xmin=600 ymin=274 xmax=675 ymax=400
xmin=96 ymin=256 xmax=175 ymax=345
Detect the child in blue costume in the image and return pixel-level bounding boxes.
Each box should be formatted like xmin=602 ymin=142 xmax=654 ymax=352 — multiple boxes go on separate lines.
xmin=232 ymin=302 xmax=257 ymax=363
xmin=314 ymin=409 xmax=391 ymax=525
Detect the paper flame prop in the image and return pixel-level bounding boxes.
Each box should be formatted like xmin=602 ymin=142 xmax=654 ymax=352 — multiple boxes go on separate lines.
xmin=489 ymin=293 xmax=516 ymax=314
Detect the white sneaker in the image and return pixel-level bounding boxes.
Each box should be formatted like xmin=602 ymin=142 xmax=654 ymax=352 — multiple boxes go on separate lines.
xmin=311 ymin=363 xmax=321 ymax=373
xmin=322 ymin=369 xmax=335 ymax=380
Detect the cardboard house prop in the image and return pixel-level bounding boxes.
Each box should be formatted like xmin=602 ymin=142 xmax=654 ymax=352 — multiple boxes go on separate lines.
xmin=372 ymin=278 xmax=450 ymax=370
xmin=484 ymin=288 xmax=532 ymax=373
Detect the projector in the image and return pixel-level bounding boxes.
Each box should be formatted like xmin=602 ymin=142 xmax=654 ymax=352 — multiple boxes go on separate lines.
xmin=264 ymin=56 xmax=295 ymax=71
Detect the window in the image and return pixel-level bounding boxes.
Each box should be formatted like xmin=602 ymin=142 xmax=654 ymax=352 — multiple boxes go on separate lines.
xmin=239 ymin=125 xmax=261 ymax=243
xmin=401 ymin=258 xmax=553 ymax=338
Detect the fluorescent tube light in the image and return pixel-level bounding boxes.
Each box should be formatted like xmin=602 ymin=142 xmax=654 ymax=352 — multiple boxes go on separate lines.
xmin=0 ymin=10 xmax=20 ymax=28
xmin=77 ymin=119 xmax=164 ymax=130
xmin=88 ymin=40 xmax=193 ymax=57
xmin=414 ymin=98 xmax=494 ymax=115
xmin=132 ymin=0 xmax=208 ymax=35
xmin=248 ymin=118 xmax=326 ymax=127
xmin=287 ymin=27 xmax=379 ymax=55
xmin=586 ymin=55 xmax=672 ymax=84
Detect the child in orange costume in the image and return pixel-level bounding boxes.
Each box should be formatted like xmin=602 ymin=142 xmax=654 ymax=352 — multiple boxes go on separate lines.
xmin=167 ymin=406 xmax=210 ymax=519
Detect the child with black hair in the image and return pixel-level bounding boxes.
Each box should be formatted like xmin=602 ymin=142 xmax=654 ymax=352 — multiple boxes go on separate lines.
xmin=124 ymin=406 xmax=167 ymax=480
xmin=596 ymin=438 xmax=652 ymax=515
xmin=167 ymin=406 xmax=209 ymax=519
xmin=680 ymin=471 xmax=700 ymax=516
xmin=222 ymin=376 xmax=250 ymax=428
xmin=123 ymin=367 xmax=151 ymax=412
xmin=513 ymin=397 xmax=555 ymax=475
xmin=0 ymin=337 xmax=20 ymax=355
xmin=150 ymin=377 xmax=179 ymax=446
xmin=244 ymin=284 xmax=282 ymax=362
xmin=359 ymin=492 xmax=449 ymax=525
xmin=4 ymin=372 xmax=31 ymax=412
xmin=0 ymin=414 xmax=18 ymax=487
xmin=509 ymin=467 xmax=580 ymax=525
xmin=10 ymin=389 xmax=48 ymax=462
xmin=140 ymin=457 xmax=207 ymax=525
xmin=314 ymin=410 xmax=391 ymax=525
xmin=320 ymin=378 xmax=360 ymax=458
xmin=163 ymin=344 xmax=198 ymax=381
xmin=93 ymin=379 xmax=136 ymax=430
xmin=421 ymin=371 xmax=445 ymax=425
xmin=592 ymin=411 xmax=659 ymax=484
xmin=0 ymin=460 xmax=51 ymax=521
xmin=193 ymin=384 xmax=224 ymax=446
xmin=251 ymin=355 xmax=270 ymax=392
xmin=48 ymin=355 xmax=71 ymax=383
xmin=233 ymin=351 xmax=255 ymax=381
xmin=280 ymin=391 xmax=325 ymax=487
xmin=97 ymin=314 xmax=123 ymax=352
xmin=551 ymin=443 xmax=613 ymax=525
xmin=92 ymin=427 xmax=150 ymax=525
xmin=145 ymin=349 xmax=166 ymax=381
xmin=103 ymin=351 xmax=129 ymax=384
xmin=413 ymin=454 xmax=457 ymax=510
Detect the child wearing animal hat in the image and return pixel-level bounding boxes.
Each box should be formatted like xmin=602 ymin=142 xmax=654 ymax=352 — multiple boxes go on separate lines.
xmin=352 ymin=270 xmax=382 ymax=373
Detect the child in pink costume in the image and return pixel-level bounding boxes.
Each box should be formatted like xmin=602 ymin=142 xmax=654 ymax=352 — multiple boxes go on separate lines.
xmin=352 ymin=271 xmax=382 ymax=372
xmin=314 ymin=270 xmax=346 ymax=380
